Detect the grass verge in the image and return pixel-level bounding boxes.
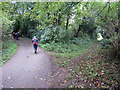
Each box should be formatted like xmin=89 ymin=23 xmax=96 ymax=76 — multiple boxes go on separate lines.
xmin=66 ymin=48 xmax=120 ymax=88
xmin=43 ymin=38 xmax=120 ymax=88
xmin=39 ymin=38 xmax=95 ymax=67
xmin=0 ymin=40 xmax=17 ymax=66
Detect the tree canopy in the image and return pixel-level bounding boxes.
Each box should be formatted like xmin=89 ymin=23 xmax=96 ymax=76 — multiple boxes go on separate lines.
xmin=1 ymin=2 xmax=119 ymax=45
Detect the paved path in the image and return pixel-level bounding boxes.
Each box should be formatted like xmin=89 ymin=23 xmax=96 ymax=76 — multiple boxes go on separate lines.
xmin=2 ymin=38 xmax=52 ymax=88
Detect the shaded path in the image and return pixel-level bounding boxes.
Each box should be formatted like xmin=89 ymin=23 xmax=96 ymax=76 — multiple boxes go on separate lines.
xmin=2 ymin=38 xmax=52 ymax=88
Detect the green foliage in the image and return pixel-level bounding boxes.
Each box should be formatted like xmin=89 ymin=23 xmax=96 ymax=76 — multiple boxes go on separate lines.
xmin=101 ymin=39 xmax=112 ymax=49
xmin=1 ymin=40 xmax=17 ymax=66
xmin=49 ymin=37 xmax=95 ymax=67
xmin=1 ymin=2 xmax=119 ymax=88
xmin=27 ymin=29 xmax=38 ymax=38
xmin=65 ymin=75 xmax=73 ymax=79
xmin=1 ymin=12 xmax=13 ymax=40
xmin=52 ymin=43 xmax=119 ymax=88
xmin=40 ymin=37 xmax=94 ymax=60
xmin=2 ymin=2 xmax=118 ymax=49
xmin=79 ymin=18 xmax=97 ymax=38
xmin=38 ymin=25 xmax=66 ymax=43
xmin=67 ymin=48 xmax=120 ymax=88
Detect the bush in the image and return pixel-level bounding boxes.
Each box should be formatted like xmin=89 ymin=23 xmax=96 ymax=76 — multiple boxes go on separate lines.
xmin=39 ymin=37 xmax=94 ymax=53
xmin=27 ymin=29 xmax=39 ymax=38
xmin=1 ymin=40 xmax=17 ymax=66
xmin=1 ymin=15 xmax=13 ymax=41
xmin=37 ymin=25 xmax=66 ymax=43
xmin=101 ymin=39 xmax=113 ymax=49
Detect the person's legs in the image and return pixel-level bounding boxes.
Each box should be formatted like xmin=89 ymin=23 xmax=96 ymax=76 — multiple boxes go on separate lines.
xmin=16 ymin=36 xmax=18 ymax=40
xmin=33 ymin=44 xmax=37 ymax=54
xmin=35 ymin=45 xmax=38 ymax=54
xmin=14 ymin=35 xmax=15 ymax=39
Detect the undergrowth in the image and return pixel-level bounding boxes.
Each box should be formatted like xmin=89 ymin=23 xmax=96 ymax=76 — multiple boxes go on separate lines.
xmin=1 ymin=40 xmax=17 ymax=66
xmin=39 ymin=37 xmax=94 ymax=56
xmin=66 ymin=48 xmax=120 ymax=88
xmin=42 ymin=37 xmax=120 ymax=88
xmin=39 ymin=37 xmax=95 ymax=67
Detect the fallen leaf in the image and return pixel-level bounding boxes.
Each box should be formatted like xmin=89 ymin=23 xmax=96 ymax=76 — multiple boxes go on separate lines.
xmin=8 ymin=77 xmax=11 ymax=79
xmin=64 ymin=80 xmax=67 ymax=83
xmin=34 ymin=76 xmax=37 ymax=79
xmin=11 ymin=87 xmax=13 ymax=88
xmin=40 ymin=78 xmax=43 ymax=80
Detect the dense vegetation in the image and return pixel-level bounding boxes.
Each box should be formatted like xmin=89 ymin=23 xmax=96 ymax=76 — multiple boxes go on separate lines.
xmin=1 ymin=1 xmax=120 ymax=88
xmin=1 ymin=40 xmax=17 ymax=66
xmin=2 ymin=2 xmax=119 ymax=50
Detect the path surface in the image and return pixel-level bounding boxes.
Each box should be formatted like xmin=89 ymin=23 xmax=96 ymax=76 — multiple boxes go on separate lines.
xmin=2 ymin=38 xmax=52 ymax=88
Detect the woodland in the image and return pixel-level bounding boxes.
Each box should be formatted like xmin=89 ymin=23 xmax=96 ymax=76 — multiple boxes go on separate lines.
xmin=1 ymin=1 xmax=120 ymax=88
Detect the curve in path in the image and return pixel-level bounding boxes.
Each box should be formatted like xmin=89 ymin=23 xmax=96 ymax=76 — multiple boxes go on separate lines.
xmin=2 ymin=38 xmax=52 ymax=88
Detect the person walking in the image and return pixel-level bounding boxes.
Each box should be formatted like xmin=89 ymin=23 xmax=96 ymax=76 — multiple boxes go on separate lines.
xmin=32 ymin=36 xmax=38 ymax=54
xmin=12 ymin=32 xmax=16 ymax=39
xmin=15 ymin=32 xmax=19 ymax=40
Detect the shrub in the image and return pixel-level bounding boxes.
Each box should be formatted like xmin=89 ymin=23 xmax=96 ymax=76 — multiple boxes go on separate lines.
xmin=39 ymin=37 xmax=94 ymax=53
xmin=27 ymin=29 xmax=39 ymax=38
xmin=101 ymin=39 xmax=113 ymax=49
xmin=1 ymin=40 xmax=17 ymax=66
xmin=37 ymin=25 xmax=66 ymax=43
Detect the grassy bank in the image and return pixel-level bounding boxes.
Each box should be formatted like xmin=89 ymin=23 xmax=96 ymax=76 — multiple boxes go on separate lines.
xmin=1 ymin=40 xmax=17 ymax=66
xmin=39 ymin=37 xmax=95 ymax=67
xmin=65 ymin=48 xmax=120 ymax=88
xmin=39 ymin=37 xmax=119 ymax=88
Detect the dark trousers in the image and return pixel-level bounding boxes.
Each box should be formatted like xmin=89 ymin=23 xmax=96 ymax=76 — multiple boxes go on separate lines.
xmin=33 ymin=44 xmax=38 ymax=51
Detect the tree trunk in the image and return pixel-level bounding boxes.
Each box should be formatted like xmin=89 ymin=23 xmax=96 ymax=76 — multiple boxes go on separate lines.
xmin=74 ymin=25 xmax=81 ymax=37
xmin=66 ymin=14 xmax=70 ymax=31
xmin=57 ymin=13 xmax=61 ymax=25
